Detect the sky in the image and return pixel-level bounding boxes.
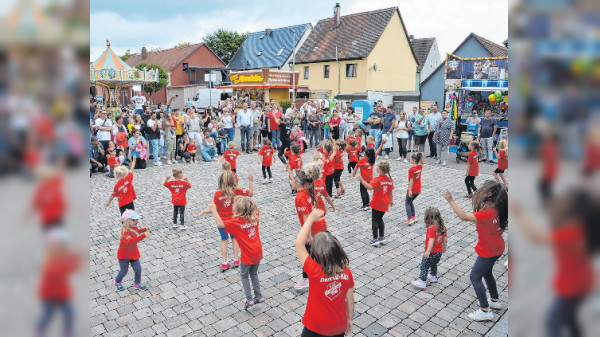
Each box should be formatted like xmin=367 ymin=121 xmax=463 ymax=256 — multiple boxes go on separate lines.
xmin=90 ymin=0 xmax=508 ymax=63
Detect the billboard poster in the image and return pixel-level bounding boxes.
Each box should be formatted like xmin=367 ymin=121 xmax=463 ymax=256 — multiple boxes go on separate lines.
xmin=444 ymin=53 xmax=509 ymax=80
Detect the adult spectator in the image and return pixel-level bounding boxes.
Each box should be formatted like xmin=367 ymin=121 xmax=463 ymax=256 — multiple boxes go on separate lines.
xmin=382 ymin=105 xmax=397 ymax=159
xmin=288 ymin=106 xmax=302 ymax=128
xmin=164 ymin=112 xmax=176 ymax=165
xmin=269 ymin=104 xmax=283 ymax=150
xmin=185 ymin=97 xmax=194 ymax=108
xmin=90 ymin=93 xmax=98 ymax=120
xmin=259 ymin=106 xmax=270 ymax=142
xmin=146 ymin=111 xmax=162 ymax=166
xmin=132 ymin=114 xmax=145 ymax=133
xmin=173 ymin=108 xmax=185 ymax=144
xmin=413 ymin=107 xmax=429 ymax=153
xmin=339 ymin=103 xmax=349 ymax=140
xmin=329 ymin=109 xmax=342 ymax=140
xmin=466 ymin=110 xmax=481 ymax=137
xmin=201 ymin=130 xmax=217 ymax=161
xmin=90 ymin=136 xmax=107 ymax=174
xmin=367 ymin=106 xmax=383 ymax=149
xmin=346 ymin=107 xmax=357 ymax=133
xmin=395 ymin=111 xmax=411 ymax=162
xmin=221 ymin=107 xmax=234 ymax=143
xmin=203 ymin=105 xmax=215 ymax=128
xmin=250 ymin=101 xmax=261 ymax=151
xmin=128 ymin=129 xmax=148 ymax=169
xmin=94 ymin=110 xmax=113 ymax=151
xmin=427 ymin=106 xmax=442 ymax=158
xmin=131 ymin=91 xmax=146 ymax=115
xmin=237 ymin=102 xmax=253 ymax=154
xmin=322 ymin=108 xmax=333 ymax=141
xmin=177 ymin=133 xmax=191 ymax=163
xmin=407 ymin=106 xmax=418 ymax=152
xmin=277 ymin=118 xmax=292 ymax=164
xmin=186 ymin=111 xmax=203 ymax=149
xmin=479 ymin=109 xmax=497 ymax=163
xmin=112 ymin=115 xmax=129 ymax=152
xmin=433 ymin=110 xmax=455 ymax=166
xmin=307 ymin=108 xmax=320 ymax=147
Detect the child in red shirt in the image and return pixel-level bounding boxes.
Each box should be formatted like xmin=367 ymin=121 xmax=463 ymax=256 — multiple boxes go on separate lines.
xmin=217 ymin=141 xmax=240 ymax=173
xmin=493 ymin=139 xmax=508 ymax=188
xmin=355 ymin=128 xmax=364 ymax=153
xmin=294 ymin=209 xmax=355 ymax=337
xmin=443 ymin=181 xmax=507 ymax=321
xmin=115 ymin=210 xmax=150 ymax=291
xmin=306 ymin=161 xmax=340 ymax=213
xmin=411 ymin=207 xmax=447 ymax=290
xmin=213 ymin=196 xmax=265 ymax=310
xmin=258 ymin=138 xmax=275 ymax=184
xmin=346 ymin=139 xmax=360 ymax=174
xmin=164 ymin=168 xmax=192 ymax=229
xmin=465 ymin=140 xmax=480 ymax=198
xmin=106 ymin=148 xmax=120 ymax=178
xmin=349 ymin=143 xmax=385 ymax=210
xmin=31 ymin=167 xmax=66 ymax=230
xmin=285 ymin=144 xmax=304 ymax=194
xmin=105 ymin=157 xmax=136 ymax=215
xmin=186 ymin=140 xmax=198 ymax=164
xmin=331 ymin=140 xmax=347 ymax=198
xmin=320 ymin=140 xmax=335 ymax=197
xmin=357 ymin=161 xmax=394 ymax=246
xmin=406 ymin=152 xmax=423 ymax=225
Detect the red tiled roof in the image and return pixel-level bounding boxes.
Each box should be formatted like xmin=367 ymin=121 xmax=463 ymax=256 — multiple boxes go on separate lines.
xmin=125 ymin=43 xmax=224 ymax=71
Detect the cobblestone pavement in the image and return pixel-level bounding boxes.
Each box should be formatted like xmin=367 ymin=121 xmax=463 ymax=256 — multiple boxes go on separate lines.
xmin=90 ymin=144 xmax=508 ymax=337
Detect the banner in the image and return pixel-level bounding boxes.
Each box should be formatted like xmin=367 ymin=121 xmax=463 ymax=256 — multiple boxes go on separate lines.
xmin=445 ymin=53 xmax=508 ymax=80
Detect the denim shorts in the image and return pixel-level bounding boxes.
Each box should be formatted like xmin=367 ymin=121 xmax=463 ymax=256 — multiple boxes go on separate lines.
xmin=218 ymin=226 xmax=234 ymax=241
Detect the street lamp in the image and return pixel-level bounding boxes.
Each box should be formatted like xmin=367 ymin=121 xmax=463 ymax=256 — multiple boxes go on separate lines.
xmin=287 ymin=27 xmax=297 ymax=106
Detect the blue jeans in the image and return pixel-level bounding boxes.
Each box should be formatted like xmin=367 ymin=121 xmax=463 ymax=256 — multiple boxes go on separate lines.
xmin=219 ymin=139 xmax=227 ymax=153
xmin=309 ymin=128 xmax=319 ymax=146
xmin=405 ymin=193 xmax=419 ymax=219
xmin=271 ymin=129 xmax=281 ymax=148
xmin=115 ymin=259 xmax=142 ymax=285
xmin=37 ymin=300 xmax=73 ymax=334
xmin=226 ymin=128 xmax=234 ymax=143
xmin=240 ymin=126 xmax=251 ymax=152
xmin=370 ymin=128 xmax=382 ymax=150
xmin=202 ymin=148 xmax=216 ymax=161
xmin=150 ymin=139 xmax=160 ymax=163
xmin=160 ymin=134 xmax=167 ymax=156
xmin=135 ymin=109 xmax=143 ymax=115
xmin=324 ymin=128 xmax=330 ymax=141
xmin=470 ymin=255 xmax=501 ymax=309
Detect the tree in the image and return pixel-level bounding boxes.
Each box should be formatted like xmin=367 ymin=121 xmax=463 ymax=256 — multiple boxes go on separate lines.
xmin=135 ymin=63 xmax=169 ymax=104
xmin=176 ymin=42 xmax=191 ymax=48
xmin=120 ymin=49 xmax=131 ymax=61
xmin=203 ymin=29 xmax=247 ymax=65
xmin=503 ymin=39 xmax=508 ymax=48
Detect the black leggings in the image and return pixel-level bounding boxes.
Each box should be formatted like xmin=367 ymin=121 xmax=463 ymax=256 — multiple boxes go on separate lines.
xmin=301 ymin=326 xmax=344 ymax=337
xmin=173 ymin=205 xmax=185 ymax=225
xmin=119 ymin=202 xmax=134 ymax=215
xmin=360 ymin=183 xmax=370 ymax=207
xmin=465 ymin=176 xmax=477 ymax=194
xmin=372 ymin=209 xmax=386 ymax=238
xmin=262 ymin=165 xmax=272 ymax=179
xmin=539 ymin=178 xmax=552 ymax=205
xmin=398 ymin=138 xmax=408 ymax=158
xmin=332 ymin=127 xmax=340 ymax=140
xmin=547 ymin=295 xmax=585 ymax=337
xmin=302 ymin=244 xmax=311 ymax=279
xmin=470 ymin=255 xmax=501 ymax=308
xmin=325 ymin=174 xmax=334 ymax=198
xmin=348 ymin=161 xmax=357 ymax=174
xmin=333 ymin=168 xmax=344 ymax=188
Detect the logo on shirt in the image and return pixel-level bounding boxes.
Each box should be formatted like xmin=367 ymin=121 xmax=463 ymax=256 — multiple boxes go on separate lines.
xmin=223 ymin=199 xmax=232 ymax=208
xmin=325 ymin=281 xmax=342 ymax=301
xmin=247 ymin=227 xmax=257 ymax=240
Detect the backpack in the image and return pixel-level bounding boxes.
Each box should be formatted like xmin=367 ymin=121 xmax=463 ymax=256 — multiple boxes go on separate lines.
xmin=115 ymin=125 xmax=128 ymax=149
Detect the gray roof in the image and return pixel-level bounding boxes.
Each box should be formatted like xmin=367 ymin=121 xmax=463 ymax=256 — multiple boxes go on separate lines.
xmin=410 ymin=38 xmax=436 ymax=72
xmin=227 ymin=23 xmax=311 ymax=70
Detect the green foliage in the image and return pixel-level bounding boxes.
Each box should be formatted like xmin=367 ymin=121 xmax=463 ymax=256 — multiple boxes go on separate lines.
xmin=135 ymin=63 xmax=169 ymax=101
xmin=280 ymin=100 xmax=291 ymax=112
xmin=503 ymin=39 xmax=508 ymax=48
xmin=176 ymin=42 xmax=191 ymax=48
xmin=203 ymin=29 xmax=247 ymax=65
xmin=120 ymin=49 xmax=131 ymax=61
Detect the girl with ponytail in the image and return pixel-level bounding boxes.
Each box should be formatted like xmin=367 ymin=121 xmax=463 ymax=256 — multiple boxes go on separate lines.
xmin=357 ymin=160 xmax=394 ymax=246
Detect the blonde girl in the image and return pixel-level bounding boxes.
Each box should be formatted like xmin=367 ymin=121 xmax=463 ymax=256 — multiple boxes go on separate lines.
xmin=493 ymin=139 xmax=508 ymax=188
xmin=115 ymin=210 xmax=149 ymax=291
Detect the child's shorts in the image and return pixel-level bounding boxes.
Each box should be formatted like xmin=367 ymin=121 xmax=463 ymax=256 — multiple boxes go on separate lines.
xmin=218 ymin=227 xmax=234 ymax=241
xmin=494 ymin=168 xmax=505 ymax=174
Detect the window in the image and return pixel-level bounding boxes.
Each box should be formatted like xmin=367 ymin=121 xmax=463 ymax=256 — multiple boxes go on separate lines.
xmin=303 ymin=66 xmax=309 ymax=79
xmin=276 ymin=47 xmax=285 ymax=56
xmin=346 ymin=63 xmax=357 ymax=78
xmin=393 ymin=102 xmax=404 ymax=114
xmin=323 ymin=65 xmax=330 ymax=78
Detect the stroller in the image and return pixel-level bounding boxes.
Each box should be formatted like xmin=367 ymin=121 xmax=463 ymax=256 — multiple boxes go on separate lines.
xmin=455 ymin=132 xmax=484 ymax=163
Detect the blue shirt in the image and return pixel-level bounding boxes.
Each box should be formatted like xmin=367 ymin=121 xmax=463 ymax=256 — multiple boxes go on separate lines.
xmin=428 ymin=112 xmax=442 ymax=132
xmin=89 ymin=143 xmax=104 ymax=160
xmin=236 ymin=109 xmax=253 ymax=127
xmin=413 ymin=114 xmax=429 ymax=136
xmin=128 ymin=136 xmax=147 ymax=158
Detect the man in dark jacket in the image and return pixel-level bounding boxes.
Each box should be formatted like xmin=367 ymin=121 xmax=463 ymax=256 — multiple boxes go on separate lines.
xmin=278 ymin=118 xmax=292 ymax=164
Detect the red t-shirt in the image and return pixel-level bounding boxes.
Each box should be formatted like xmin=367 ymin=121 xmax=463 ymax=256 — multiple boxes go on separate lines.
xmin=408 ymin=165 xmax=422 ymax=194
xmin=223 ymin=150 xmax=240 ymax=170
xmin=295 ymin=189 xmax=327 ymax=236
xmin=117 ymin=227 xmax=148 ymax=260
xmin=302 ymin=257 xmax=354 ymax=336
xmin=329 ymin=116 xmax=341 ymax=127
xmin=552 ymin=224 xmax=594 ymax=297
xmin=541 ymin=140 xmax=558 ymax=181
xmin=313 ymin=179 xmax=328 ymax=215
xmin=112 ymin=172 xmax=136 ymax=207
xmin=187 ymin=145 xmax=197 ymax=152
xmin=107 ymin=156 xmax=120 ymax=170
xmin=355 ymin=157 xmax=373 ymax=182
xmin=333 ymin=151 xmax=344 ymax=169
xmin=356 ymin=136 xmax=362 ymax=147
xmin=497 ymin=150 xmax=508 ymax=171
xmin=425 ymin=225 xmax=446 ymax=253
xmin=346 ymin=137 xmax=356 ymax=146
xmin=258 ymin=145 xmax=274 ymax=166
xmin=164 ymin=180 xmax=192 ymax=206
xmin=213 ymin=188 xmax=250 ymax=221
xmin=366 ymin=143 xmax=375 ymax=149
xmin=33 ymin=174 xmax=66 ymax=226
xmin=468 ymin=150 xmax=479 ymax=177
xmin=38 ymin=252 xmax=80 ymax=301
xmin=369 ymin=175 xmax=394 ymax=212
xmin=224 ymin=215 xmax=263 ymax=265
xmin=285 ymin=150 xmax=303 ymax=170
xmin=583 ymin=140 xmax=600 ymax=173
xmin=269 ymin=110 xmax=282 ymax=130
xmin=346 ymin=147 xmax=359 ymax=163
xmin=317 ymin=147 xmax=325 ymax=155
xmin=322 ymin=155 xmax=334 ymax=176
xmin=473 ymin=208 xmax=505 ymax=257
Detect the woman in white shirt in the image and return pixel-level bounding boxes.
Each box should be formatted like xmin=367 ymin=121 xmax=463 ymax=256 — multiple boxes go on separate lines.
xmin=395 ymin=111 xmax=412 ymax=163
xmin=220 ymin=107 xmax=234 ymax=142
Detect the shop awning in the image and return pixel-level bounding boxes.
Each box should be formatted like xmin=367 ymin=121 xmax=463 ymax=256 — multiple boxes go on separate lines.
xmin=460 ymin=79 xmax=508 ymax=92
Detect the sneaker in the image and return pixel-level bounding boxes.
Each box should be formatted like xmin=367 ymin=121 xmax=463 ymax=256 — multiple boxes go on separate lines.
xmin=115 ymin=282 xmax=124 ymax=291
xmin=221 ymin=262 xmax=231 ymax=271
xmin=244 ymin=299 xmax=255 ymax=310
xmin=294 ymin=278 xmax=309 ymax=290
xmin=370 ymin=238 xmax=380 ymax=246
xmin=154 ymin=161 xmax=163 ymax=166
xmin=172 ymin=223 xmax=177 ymax=228
xmin=361 ymin=206 xmax=371 ymax=211
xmin=291 ymin=190 xmax=297 ymax=195
xmin=504 ymin=259 xmax=508 ymax=269
xmin=268 ymin=178 xmax=273 ymax=183
xmin=167 ymin=160 xmax=172 ymax=165
xmin=384 ymin=154 xmax=389 ymax=159
xmin=254 ymin=296 xmax=265 ymax=304
xmin=442 ymin=161 xmax=447 ymax=166
xmin=180 ymin=224 xmax=185 ymax=230
xmin=411 ymin=216 xmax=418 ymax=224
xmin=411 ymin=279 xmax=427 ymax=290
xmin=436 ymin=159 xmax=441 ymax=164
xmin=407 ymin=217 xmax=416 ymax=226
xmin=263 ymin=178 xmax=268 ymax=184
xmin=233 ymin=260 xmax=240 ymax=268
xmin=427 ymin=274 xmax=438 ymax=283
xmin=379 ymin=236 xmax=386 ymax=244
xmin=396 ymin=157 xmax=402 ymax=161
xmin=468 ymin=308 xmax=494 ymax=321
xmin=488 ymin=298 xmax=502 ymax=310
xmin=403 ymin=158 xmax=409 ymax=163
xmin=133 ymin=284 xmax=148 ymax=291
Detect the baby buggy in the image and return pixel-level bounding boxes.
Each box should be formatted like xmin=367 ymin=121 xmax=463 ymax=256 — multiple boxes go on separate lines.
xmin=455 ymin=132 xmax=484 ymax=163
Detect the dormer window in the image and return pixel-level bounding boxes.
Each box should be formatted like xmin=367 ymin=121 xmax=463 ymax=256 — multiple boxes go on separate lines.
xmin=276 ymin=47 xmax=285 ymax=56
xmin=313 ymin=46 xmax=318 ymax=52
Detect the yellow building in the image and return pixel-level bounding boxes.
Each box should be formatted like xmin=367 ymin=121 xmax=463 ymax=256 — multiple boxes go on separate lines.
xmin=295 ymin=5 xmax=418 ymax=97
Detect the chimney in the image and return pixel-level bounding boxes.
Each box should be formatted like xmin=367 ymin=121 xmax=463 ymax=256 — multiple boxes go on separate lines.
xmin=141 ymin=46 xmax=147 ymax=60
xmin=333 ymin=3 xmax=341 ymax=28
xmin=409 ymin=35 xmax=414 ymax=40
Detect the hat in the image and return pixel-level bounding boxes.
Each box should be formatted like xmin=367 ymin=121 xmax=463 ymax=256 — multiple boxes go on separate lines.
xmin=90 ymin=136 xmax=98 ymax=142
xmin=121 ymin=209 xmax=143 ymax=222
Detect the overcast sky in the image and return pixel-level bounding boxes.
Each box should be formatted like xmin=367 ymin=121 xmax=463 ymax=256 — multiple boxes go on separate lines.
xmin=90 ymin=0 xmax=508 ymax=62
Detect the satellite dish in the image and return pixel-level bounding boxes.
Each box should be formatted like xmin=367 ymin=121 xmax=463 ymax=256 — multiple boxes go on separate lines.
xmin=373 ymin=63 xmax=378 ymax=71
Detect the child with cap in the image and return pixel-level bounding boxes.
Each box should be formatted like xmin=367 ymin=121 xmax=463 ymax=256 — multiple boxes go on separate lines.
xmin=115 ymin=210 xmax=150 ymax=291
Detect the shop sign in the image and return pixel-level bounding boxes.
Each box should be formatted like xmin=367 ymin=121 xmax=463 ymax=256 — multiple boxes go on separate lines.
xmin=230 ymin=73 xmax=264 ymax=84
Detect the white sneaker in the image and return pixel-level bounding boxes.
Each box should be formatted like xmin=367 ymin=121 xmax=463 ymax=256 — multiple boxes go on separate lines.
xmin=442 ymin=161 xmax=447 ymax=166
xmin=263 ymin=178 xmax=268 ymax=184
xmin=268 ymin=178 xmax=273 ymax=183
xmin=396 ymin=157 xmax=402 ymax=161
xmin=504 ymin=259 xmax=508 ymax=269
xmin=180 ymin=224 xmax=185 ymax=230
xmin=403 ymin=159 xmax=409 ymax=163
xmin=294 ymin=278 xmax=309 ymax=290
xmin=468 ymin=308 xmax=494 ymax=321
xmin=154 ymin=161 xmax=163 ymax=166
xmin=167 ymin=160 xmax=172 ymax=165
xmin=436 ymin=159 xmax=441 ymax=164
xmin=411 ymin=279 xmax=427 ymax=290
xmin=427 ymin=274 xmax=438 ymax=283
xmin=172 ymin=223 xmax=177 ymax=228
xmin=488 ymin=298 xmax=502 ymax=310
xmin=384 ymin=154 xmax=389 ymax=159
